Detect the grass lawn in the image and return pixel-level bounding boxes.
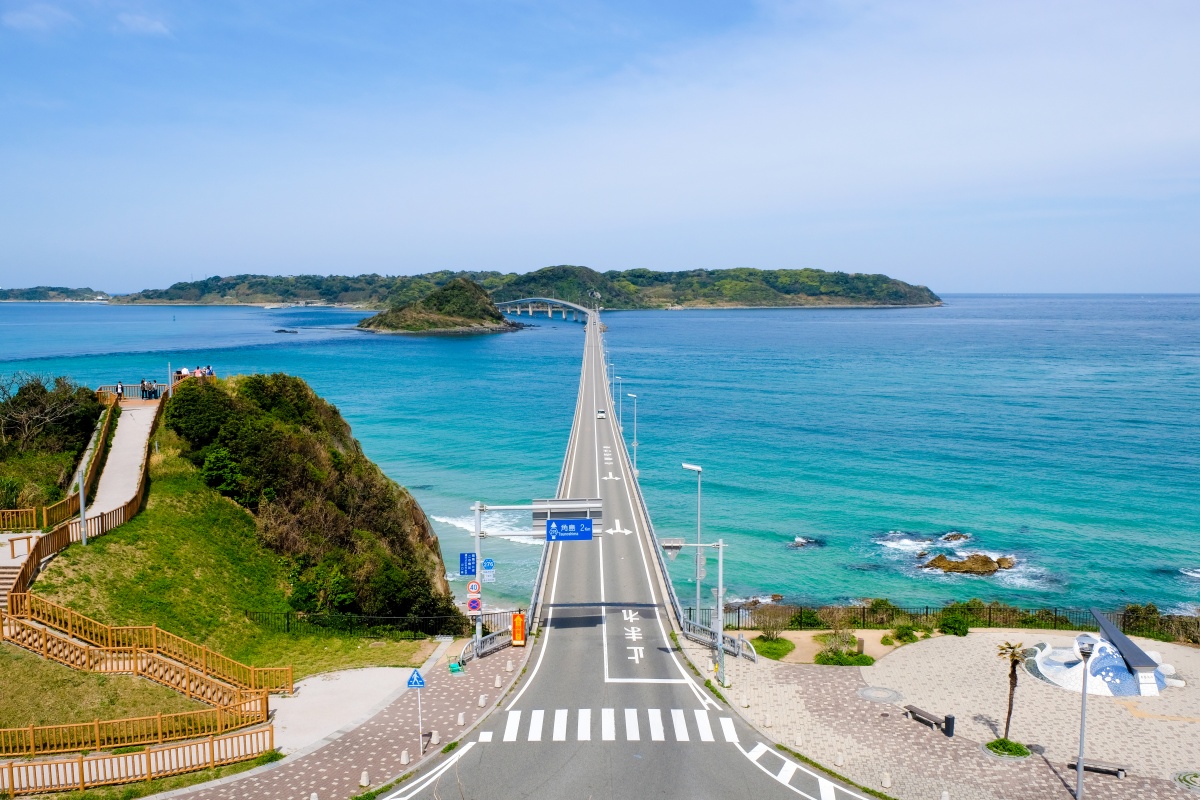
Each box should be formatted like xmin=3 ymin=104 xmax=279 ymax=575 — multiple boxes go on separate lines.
xmin=751 ymin=635 xmax=796 ymax=661
xmin=0 ymin=644 xmax=203 ymax=728
xmin=33 ymin=437 xmax=431 ymax=679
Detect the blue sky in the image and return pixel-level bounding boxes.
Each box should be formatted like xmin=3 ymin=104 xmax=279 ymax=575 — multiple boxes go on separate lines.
xmin=1 ymin=1 xmax=1198 ymax=293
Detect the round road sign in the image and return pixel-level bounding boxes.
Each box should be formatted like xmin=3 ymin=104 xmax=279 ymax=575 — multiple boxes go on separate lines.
xmin=468 ymin=597 xmax=482 ymax=612
xmin=467 ymin=581 xmax=481 ymax=594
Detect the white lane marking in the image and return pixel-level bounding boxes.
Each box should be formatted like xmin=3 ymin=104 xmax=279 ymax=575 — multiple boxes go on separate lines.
xmin=671 ymin=709 xmax=689 ymax=741
xmin=624 ymin=708 xmax=639 ymax=741
xmin=383 ymin=741 xmax=475 ymax=800
xmin=602 ymin=471 xmax=621 ymax=481
xmin=736 ymin=741 xmax=856 ymax=800
xmin=578 ymin=708 xmax=591 ymax=741
xmin=647 ymin=708 xmax=665 ymax=741
xmin=820 ymin=781 xmax=837 ymax=800
xmin=552 ymin=709 xmax=568 ymax=741
xmin=694 ymin=710 xmax=714 ymax=742
xmin=478 ymin=731 xmax=492 ymax=743
xmin=746 ymin=742 xmax=769 ymax=761
xmin=599 ymin=536 xmax=609 ymax=681
xmin=601 ymin=708 xmax=616 ymax=741
xmin=503 ymin=710 xmax=521 ymax=742
xmin=505 ymin=539 xmax=563 ymax=710
xmin=605 ymin=519 xmax=631 ymax=535
xmin=777 ymin=760 xmax=799 ymax=784
xmin=528 ymin=709 xmax=544 ymax=741
xmin=605 ymin=677 xmax=688 ymax=684
xmin=720 ymin=717 xmax=739 ymax=743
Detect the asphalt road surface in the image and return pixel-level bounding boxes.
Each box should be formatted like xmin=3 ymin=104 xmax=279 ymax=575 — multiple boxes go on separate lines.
xmin=392 ymin=313 xmax=870 ymax=800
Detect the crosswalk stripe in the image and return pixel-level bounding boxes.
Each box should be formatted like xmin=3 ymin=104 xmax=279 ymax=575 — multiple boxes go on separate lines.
xmin=647 ymin=709 xmax=665 ymax=741
xmin=553 ymin=709 xmax=568 ymax=741
xmin=694 ymin=710 xmax=714 ymax=742
xmin=503 ymin=710 xmax=521 ymax=742
xmin=528 ymin=709 xmax=544 ymax=742
xmin=671 ymin=709 xmax=689 ymax=742
xmin=720 ymin=717 xmax=738 ymax=743
xmin=601 ymin=708 xmax=616 ymax=741
xmin=746 ymin=742 xmax=769 ymax=761
xmin=624 ymin=708 xmax=639 ymax=741
xmin=578 ymin=708 xmax=592 ymax=741
xmin=776 ymin=760 xmax=798 ymax=784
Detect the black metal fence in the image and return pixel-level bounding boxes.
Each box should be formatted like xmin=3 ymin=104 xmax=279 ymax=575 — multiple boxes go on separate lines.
xmin=684 ymin=604 xmax=1199 ymax=642
xmin=244 ymin=610 xmax=521 ymax=639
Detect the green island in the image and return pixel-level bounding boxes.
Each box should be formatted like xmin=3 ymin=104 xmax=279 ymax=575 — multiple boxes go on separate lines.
xmin=96 ymin=264 xmax=939 ymax=309
xmin=357 ymin=276 xmax=520 ymax=334
xmin=0 ymin=286 xmax=110 ymax=302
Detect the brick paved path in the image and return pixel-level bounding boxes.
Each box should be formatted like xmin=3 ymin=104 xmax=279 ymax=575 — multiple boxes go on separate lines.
xmin=683 ymin=639 xmax=1194 ymax=800
xmin=164 ymin=644 xmax=524 ymax=800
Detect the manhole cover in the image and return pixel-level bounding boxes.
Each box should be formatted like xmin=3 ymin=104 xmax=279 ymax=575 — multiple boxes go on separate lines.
xmin=857 ymin=686 xmax=903 ymax=704
xmin=1175 ymin=772 xmax=1200 ymax=793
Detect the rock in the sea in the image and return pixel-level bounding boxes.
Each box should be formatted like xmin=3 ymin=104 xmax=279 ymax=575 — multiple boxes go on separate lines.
xmin=771 ymin=594 xmax=784 ymax=602
xmin=941 ymin=532 xmax=971 ymax=542
xmin=923 ymin=553 xmax=1016 ymax=575
xmin=917 ymin=551 xmax=929 ymax=559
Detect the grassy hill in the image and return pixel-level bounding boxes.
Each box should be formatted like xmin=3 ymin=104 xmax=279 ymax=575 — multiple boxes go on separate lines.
xmin=0 ymin=286 xmax=109 ymax=302
xmin=106 ymin=265 xmax=939 ymax=310
xmin=358 ymin=277 xmax=517 ymax=333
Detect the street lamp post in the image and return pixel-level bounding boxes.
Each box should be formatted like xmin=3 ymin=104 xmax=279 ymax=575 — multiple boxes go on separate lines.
xmin=682 ymin=464 xmax=702 ymax=624
xmin=616 ymin=377 xmax=623 ymax=430
xmin=627 ymin=394 xmax=638 ymax=475
xmin=472 ymin=501 xmax=484 ymax=646
xmin=1075 ymin=638 xmax=1095 ymax=799
xmin=661 ymin=537 xmax=727 ymax=687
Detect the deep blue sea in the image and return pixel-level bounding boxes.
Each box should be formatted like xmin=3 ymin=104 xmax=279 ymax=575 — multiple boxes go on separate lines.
xmin=2 ymin=297 xmax=1198 ymax=614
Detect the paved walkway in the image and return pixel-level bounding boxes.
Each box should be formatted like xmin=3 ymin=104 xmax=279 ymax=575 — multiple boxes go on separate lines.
xmin=162 ymin=644 xmax=526 ymax=800
xmin=682 ymin=634 xmax=1196 ymax=800
xmin=89 ymin=402 xmax=158 ymax=514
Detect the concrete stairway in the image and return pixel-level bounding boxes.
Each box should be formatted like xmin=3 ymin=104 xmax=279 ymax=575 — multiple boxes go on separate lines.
xmin=0 ymin=565 xmax=18 ymax=611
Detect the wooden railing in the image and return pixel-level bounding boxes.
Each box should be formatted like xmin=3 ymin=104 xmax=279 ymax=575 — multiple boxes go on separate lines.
xmin=38 ymin=400 xmax=118 ymax=531
xmin=5 ymin=595 xmax=293 ymax=694
xmin=0 ymin=508 xmax=37 ymax=531
xmin=1 ymin=726 xmax=274 ymax=796
xmin=0 ymin=694 xmax=268 ymax=758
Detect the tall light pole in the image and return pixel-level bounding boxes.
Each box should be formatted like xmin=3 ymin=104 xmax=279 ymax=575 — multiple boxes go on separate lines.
xmin=661 ymin=538 xmax=727 ymax=687
xmin=682 ymin=463 xmax=702 ymax=624
xmin=616 ymin=377 xmax=623 ymax=431
xmin=1076 ymin=638 xmax=1095 ymax=799
xmin=472 ymin=501 xmax=484 ymax=646
xmin=627 ymin=394 xmax=638 ymax=475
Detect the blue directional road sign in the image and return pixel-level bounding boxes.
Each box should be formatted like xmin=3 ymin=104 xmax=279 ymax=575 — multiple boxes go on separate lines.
xmin=482 ymin=558 xmax=495 ymax=570
xmin=407 ymin=669 xmax=425 ymax=689
xmin=546 ymin=518 xmax=593 ymax=541
xmin=459 ymin=552 xmax=476 ymax=576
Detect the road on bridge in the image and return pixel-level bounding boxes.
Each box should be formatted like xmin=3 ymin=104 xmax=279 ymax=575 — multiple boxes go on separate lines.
xmin=394 ymin=313 xmax=870 ymax=800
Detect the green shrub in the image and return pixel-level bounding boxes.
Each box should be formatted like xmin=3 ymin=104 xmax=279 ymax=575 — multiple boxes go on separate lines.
xmin=939 ymin=613 xmax=969 ymax=637
xmin=752 ymin=635 xmax=796 ymax=661
xmin=814 ymin=649 xmax=875 ymax=666
xmin=986 ymin=738 xmax=1031 ymax=757
xmin=789 ymin=608 xmax=823 ymax=629
xmin=893 ymin=624 xmax=918 ymax=644
xmin=880 ymin=635 xmax=894 ymax=646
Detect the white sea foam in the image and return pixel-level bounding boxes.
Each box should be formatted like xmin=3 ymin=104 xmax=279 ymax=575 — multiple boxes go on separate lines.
xmin=432 ymin=513 xmax=545 ymax=546
xmin=1181 ymin=568 xmax=1200 ymax=580
xmin=875 ymin=532 xmax=935 ymax=554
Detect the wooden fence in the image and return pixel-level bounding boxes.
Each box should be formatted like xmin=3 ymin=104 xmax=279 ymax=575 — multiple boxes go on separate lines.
xmin=6 ymin=595 xmax=292 ymax=694
xmin=38 ymin=399 xmax=118 ymax=531
xmin=0 ymin=695 xmax=268 ymax=758
xmin=0 ymin=508 xmax=37 ymax=532
xmin=1 ymin=726 xmax=274 ymax=796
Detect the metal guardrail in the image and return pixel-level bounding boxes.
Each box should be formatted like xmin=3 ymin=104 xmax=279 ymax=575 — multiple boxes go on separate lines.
xmin=459 ymin=629 xmax=512 ymax=665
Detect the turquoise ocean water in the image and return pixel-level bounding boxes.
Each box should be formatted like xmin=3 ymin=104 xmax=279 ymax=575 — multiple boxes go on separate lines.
xmin=2 ymin=296 xmax=1197 ymax=614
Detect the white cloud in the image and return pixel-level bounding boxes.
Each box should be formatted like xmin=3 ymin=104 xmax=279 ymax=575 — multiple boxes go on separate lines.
xmin=115 ymin=12 xmax=169 ymax=36
xmin=2 ymin=3 xmax=75 ymax=32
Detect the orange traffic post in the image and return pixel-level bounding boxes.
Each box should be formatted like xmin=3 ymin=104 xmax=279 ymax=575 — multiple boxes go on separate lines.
xmin=511 ymin=613 xmax=526 ymax=647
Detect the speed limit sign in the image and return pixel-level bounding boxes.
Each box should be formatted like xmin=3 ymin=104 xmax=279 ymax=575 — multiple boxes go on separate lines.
xmin=467 ymin=581 xmax=481 ymax=595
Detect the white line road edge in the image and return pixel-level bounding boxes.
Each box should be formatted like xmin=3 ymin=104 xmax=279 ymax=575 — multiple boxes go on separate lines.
xmin=384 ymin=741 xmax=477 ymax=800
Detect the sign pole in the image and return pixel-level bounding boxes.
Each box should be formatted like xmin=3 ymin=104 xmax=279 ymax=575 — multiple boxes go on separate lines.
xmin=473 ymin=502 xmax=483 ymax=649
xmin=717 ymin=540 xmax=726 ymax=687
xmin=417 ymin=687 xmax=423 ymax=753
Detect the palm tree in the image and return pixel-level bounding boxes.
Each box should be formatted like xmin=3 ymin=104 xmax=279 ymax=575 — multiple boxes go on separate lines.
xmin=997 ymin=641 xmax=1024 ymax=739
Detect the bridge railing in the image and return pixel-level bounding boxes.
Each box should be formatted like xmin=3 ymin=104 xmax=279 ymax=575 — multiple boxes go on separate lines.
xmin=459 ymin=629 xmax=512 ymax=665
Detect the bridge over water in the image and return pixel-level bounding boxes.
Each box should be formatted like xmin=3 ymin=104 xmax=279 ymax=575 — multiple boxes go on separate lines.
xmin=495 ymin=296 xmax=592 ymax=322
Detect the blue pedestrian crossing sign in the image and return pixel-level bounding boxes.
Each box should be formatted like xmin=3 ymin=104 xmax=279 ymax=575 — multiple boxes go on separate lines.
xmin=407 ymin=669 xmax=425 ymax=689
xmin=546 ymin=518 xmax=593 ymax=541
xmin=459 ymin=552 xmax=476 ymax=576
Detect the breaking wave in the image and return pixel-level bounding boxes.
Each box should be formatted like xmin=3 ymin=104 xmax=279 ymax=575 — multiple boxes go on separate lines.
xmin=432 ymin=513 xmax=544 ymax=546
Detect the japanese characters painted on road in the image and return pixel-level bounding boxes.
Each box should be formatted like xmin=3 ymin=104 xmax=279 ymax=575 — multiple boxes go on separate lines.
xmin=467 ymin=597 xmax=482 ymax=615
xmin=546 ymin=518 xmax=593 ymax=541
xmin=459 ymin=552 xmax=476 ymax=576
xmin=512 ymin=612 xmax=526 ymax=647
xmin=467 ymin=581 xmax=481 ymax=596
xmin=407 ymin=669 xmax=425 ymax=689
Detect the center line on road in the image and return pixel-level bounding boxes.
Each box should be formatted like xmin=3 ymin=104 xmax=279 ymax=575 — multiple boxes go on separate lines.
xmin=503 ymin=710 xmax=521 ymax=742
xmin=624 ymin=708 xmax=639 ymax=741
xmin=647 ymin=708 xmax=665 ymax=741
xmin=528 ymin=709 xmax=544 ymax=741
xmin=601 ymin=708 xmax=615 ymax=741
xmin=552 ymin=709 xmax=568 ymax=741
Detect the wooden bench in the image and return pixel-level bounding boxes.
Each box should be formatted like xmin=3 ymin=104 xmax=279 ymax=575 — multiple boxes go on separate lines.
xmin=1068 ymin=758 xmax=1126 ymax=779
xmin=903 ymin=705 xmax=955 ymax=736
